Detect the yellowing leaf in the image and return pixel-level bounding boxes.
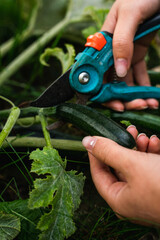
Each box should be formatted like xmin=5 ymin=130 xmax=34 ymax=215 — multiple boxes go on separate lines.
xmin=28 ymin=146 xmax=85 ymax=240
xmin=40 ymin=44 xmax=75 ymax=73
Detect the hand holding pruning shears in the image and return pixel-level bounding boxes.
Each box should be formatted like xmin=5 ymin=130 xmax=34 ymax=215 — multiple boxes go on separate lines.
xmin=101 ymin=0 xmax=160 ymax=111
xmin=30 ymin=4 xmax=160 ymax=110
xmin=82 ymin=0 xmax=160 ymax=227
xmin=30 ymin=0 xmax=160 ymax=226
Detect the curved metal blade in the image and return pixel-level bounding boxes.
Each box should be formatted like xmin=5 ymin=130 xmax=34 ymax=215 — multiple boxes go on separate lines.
xmin=30 ymin=68 xmax=74 ymax=107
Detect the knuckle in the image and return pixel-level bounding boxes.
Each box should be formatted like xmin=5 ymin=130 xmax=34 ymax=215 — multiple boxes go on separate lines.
xmin=113 ymin=38 xmax=131 ymax=58
xmin=95 ymin=138 xmax=116 ymax=163
xmin=119 ymin=2 xmax=143 ymax=21
xmin=113 ymin=38 xmax=129 ymax=50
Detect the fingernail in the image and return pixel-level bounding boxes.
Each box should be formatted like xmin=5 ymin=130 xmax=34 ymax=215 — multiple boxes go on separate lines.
xmin=137 ymin=133 xmax=146 ymax=139
xmin=150 ymin=135 xmax=157 ymax=139
xmin=112 ymin=107 xmax=124 ymax=112
xmin=127 ymin=125 xmax=136 ymax=129
xmin=82 ymin=136 xmax=97 ymax=151
xmin=115 ymin=58 xmax=128 ymax=77
xmin=136 ymin=106 xmax=148 ymax=110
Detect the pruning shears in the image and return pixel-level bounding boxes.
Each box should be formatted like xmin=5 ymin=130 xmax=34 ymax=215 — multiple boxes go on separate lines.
xmin=30 ymin=13 xmax=160 ymax=108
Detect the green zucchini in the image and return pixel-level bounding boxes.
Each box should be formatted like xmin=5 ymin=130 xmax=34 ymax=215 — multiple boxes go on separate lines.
xmin=112 ymin=110 xmax=160 ymax=133
xmin=56 ymin=103 xmax=136 ymax=149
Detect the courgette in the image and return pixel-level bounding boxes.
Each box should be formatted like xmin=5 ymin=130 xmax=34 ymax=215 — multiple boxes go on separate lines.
xmin=56 ymin=103 xmax=136 ymax=149
xmin=112 ymin=110 xmax=160 ymax=134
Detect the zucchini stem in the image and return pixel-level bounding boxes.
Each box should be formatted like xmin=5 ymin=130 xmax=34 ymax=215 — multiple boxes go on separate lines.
xmin=0 ymin=96 xmax=20 ymax=148
xmin=39 ymin=109 xmax=52 ymax=148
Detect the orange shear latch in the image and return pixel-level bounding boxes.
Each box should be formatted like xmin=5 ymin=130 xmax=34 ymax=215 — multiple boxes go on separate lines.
xmin=85 ymin=32 xmax=107 ymax=51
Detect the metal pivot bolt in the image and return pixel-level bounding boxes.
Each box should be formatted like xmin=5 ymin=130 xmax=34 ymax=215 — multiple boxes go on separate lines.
xmin=78 ymin=72 xmax=90 ymax=84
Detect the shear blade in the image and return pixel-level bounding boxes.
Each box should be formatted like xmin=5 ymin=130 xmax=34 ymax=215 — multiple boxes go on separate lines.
xmin=30 ymin=68 xmax=74 ymax=107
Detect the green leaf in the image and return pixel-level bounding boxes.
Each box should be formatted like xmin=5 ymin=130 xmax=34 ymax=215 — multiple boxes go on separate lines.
xmin=68 ymin=0 xmax=113 ymax=21
xmin=33 ymin=0 xmax=68 ymax=34
xmin=33 ymin=0 xmax=113 ymax=34
xmin=30 ymin=147 xmax=66 ymax=175
xmin=40 ymin=44 xmax=75 ymax=73
xmin=0 ymin=213 xmax=20 ymax=240
xmin=28 ymin=147 xmax=85 ymax=239
xmin=83 ymin=6 xmax=109 ymax=29
xmin=0 ymin=200 xmax=42 ymax=240
xmin=82 ymin=26 xmax=98 ymax=39
xmin=121 ymin=120 xmax=132 ymax=127
xmin=29 ymin=176 xmax=61 ymax=208
xmin=37 ymin=188 xmax=76 ymax=239
xmin=82 ymin=6 xmax=109 ymax=38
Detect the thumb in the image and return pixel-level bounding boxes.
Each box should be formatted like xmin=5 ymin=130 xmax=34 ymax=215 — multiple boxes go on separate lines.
xmin=82 ymin=136 xmax=135 ymax=207
xmin=82 ymin=136 xmax=134 ymax=174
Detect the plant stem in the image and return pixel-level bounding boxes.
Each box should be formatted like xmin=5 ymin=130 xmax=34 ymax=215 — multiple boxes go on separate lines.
xmin=0 ymin=96 xmax=20 ymax=148
xmin=0 ymin=18 xmax=69 ymax=85
xmin=2 ymin=137 xmax=85 ymax=151
xmin=0 ymin=95 xmax=15 ymax=107
xmin=0 ymin=107 xmax=56 ymax=121
xmin=0 ymin=107 xmax=20 ymax=148
xmin=0 ymin=31 xmax=31 ymax=58
xmin=39 ymin=109 xmax=52 ymax=148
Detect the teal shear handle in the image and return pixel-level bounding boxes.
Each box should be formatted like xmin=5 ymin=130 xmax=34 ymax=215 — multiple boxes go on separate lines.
xmin=134 ymin=13 xmax=160 ymax=40
xmin=69 ymin=13 xmax=160 ymax=103
xmin=91 ymin=82 xmax=160 ymax=103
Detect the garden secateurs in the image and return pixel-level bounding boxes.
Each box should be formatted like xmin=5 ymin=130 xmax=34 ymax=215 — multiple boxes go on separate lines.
xmin=30 ymin=13 xmax=160 ymax=108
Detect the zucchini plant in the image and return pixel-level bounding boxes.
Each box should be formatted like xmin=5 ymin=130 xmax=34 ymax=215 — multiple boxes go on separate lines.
xmin=0 ymin=1 xmax=160 ymax=239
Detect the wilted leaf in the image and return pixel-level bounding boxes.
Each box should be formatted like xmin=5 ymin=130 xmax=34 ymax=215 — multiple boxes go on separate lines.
xmin=40 ymin=44 xmax=75 ymax=73
xmin=28 ymin=146 xmax=85 ymax=240
xmin=0 ymin=213 xmax=20 ymax=240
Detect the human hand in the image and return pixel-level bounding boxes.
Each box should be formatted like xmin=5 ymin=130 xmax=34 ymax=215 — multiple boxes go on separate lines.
xmin=102 ymin=0 xmax=160 ymax=111
xmin=82 ymin=126 xmax=160 ymax=225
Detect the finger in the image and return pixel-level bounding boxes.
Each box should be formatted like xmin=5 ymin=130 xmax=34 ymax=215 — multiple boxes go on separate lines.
xmin=88 ymin=152 xmax=127 ymax=205
xmin=88 ymin=152 xmax=117 ymax=193
xmin=136 ymin=133 xmax=149 ymax=152
xmin=121 ymin=68 xmax=134 ymax=86
xmin=102 ymin=100 xmax=124 ymax=112
xmin=82 ymin=136 xmax=134 ymax=175
xmin=124 ymin=99 xmax=148 ymax=110
xmin=113 ymin=9 xmax=142 ymax=77
xmin=120 ymin=68 xmax=148 ymax=110
xmin=145 ymin=99 xmax=159 ymax=109
xmin=101 ymin=2 xmax=117 ymax=33
xmin=133 ymin=60 xmax=159 ymax=109
xmin=147 ymin=135 xmax=160 ymax=154
xmin=126 ymin=125 xmax=138 ymax=140
xmin=118 ymin=69 xmax=148 ymax=110
xmin=133 ymin=60 xmax=150 ymax=86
